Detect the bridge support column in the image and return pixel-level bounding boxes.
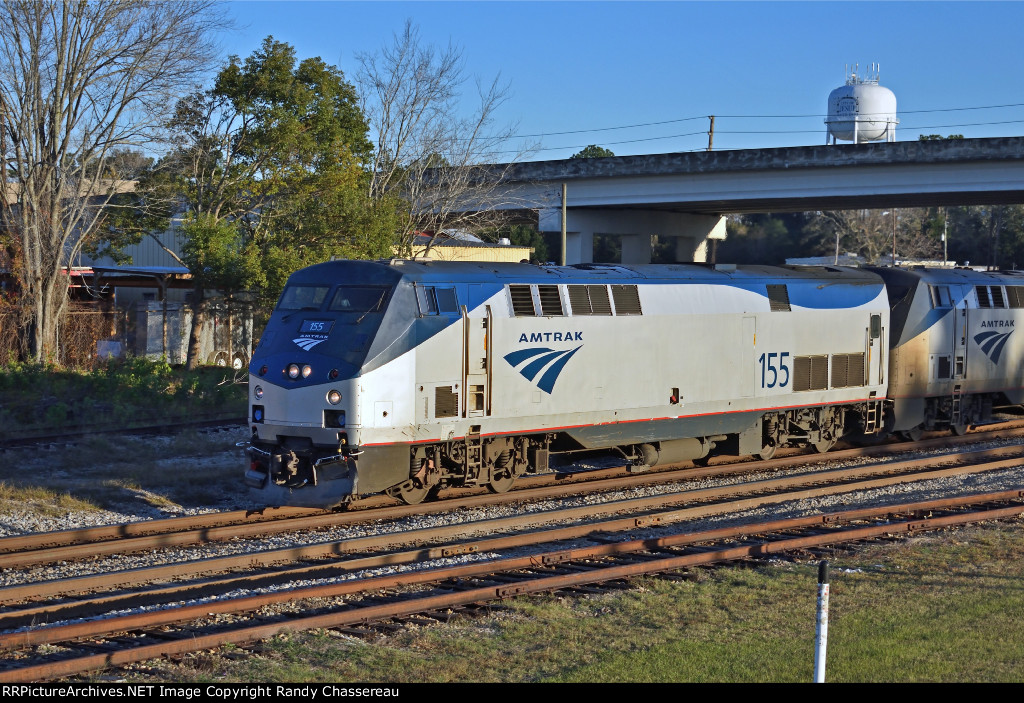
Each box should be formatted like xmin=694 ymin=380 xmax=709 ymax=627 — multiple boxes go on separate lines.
xmin=564 ymin=229 xmax=593 ymax=264
xmin=538 ymin=209 xmax=727 ymax=265
xmin=621 ymin=234 xmax=652 ymax=264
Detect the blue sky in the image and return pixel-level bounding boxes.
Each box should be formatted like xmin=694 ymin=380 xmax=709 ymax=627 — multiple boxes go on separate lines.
xmin=222 ymin=1 xmax=1024 ymax=160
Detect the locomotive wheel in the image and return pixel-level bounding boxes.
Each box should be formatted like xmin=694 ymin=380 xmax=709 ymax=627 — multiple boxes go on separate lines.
xmin=487 ymin=472 xmax=517 ymax=494
xmin=900 ymin=426 xmax=924 ymax=442
xmin=812 ymin=439 xmax=835 ymax=454
xmin=950 ymin=423 xmax=970 ymax=436
xmin=757 ymin=443 xmax=777 ymax=461
xmin=396 ymin=481 xmax=438 ymax=505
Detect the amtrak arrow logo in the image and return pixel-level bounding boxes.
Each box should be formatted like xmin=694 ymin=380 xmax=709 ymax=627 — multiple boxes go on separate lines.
xmin=974 ymin=330 xmax=1013 ymax=364
xmin=504 ymin=346 xmax=582 ymax=394
xmin=293 ymin=337 xmax=327 ymax=351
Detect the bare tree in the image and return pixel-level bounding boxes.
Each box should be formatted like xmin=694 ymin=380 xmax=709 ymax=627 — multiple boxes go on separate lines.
xmin=0 ymin=0 xmax=226 ymax=363
xmin=357 ymin=20 xmax=536 ymax=252
xmin=815 ymin=208 xmax=941 ymax=265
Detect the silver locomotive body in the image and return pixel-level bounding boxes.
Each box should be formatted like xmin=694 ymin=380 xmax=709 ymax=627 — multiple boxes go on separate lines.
xmin=245 ymin=260 xmax=893 ymax=508
xmin=869 ymin=267 xmax=1024 ymax=436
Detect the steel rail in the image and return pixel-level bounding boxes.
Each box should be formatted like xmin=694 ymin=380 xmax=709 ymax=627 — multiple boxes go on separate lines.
xmin=1 ymin=450 xmax=1021 ymax=611
xmin=3 ymin=438 xmax=1024 ymax=572
xmin=2 ymin=422 xmax=1022 ymax=559
xmin=2 ymin=488 xmax=1022 ymax=652
xmin=2 ymin=494 xmax=1022 ymax=682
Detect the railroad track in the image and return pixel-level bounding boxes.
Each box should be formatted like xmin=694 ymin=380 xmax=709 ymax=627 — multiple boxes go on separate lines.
xmin=1 ymin=489 xmax=1021 ymax=682
xmin=0 ymin=416 xmax=247 ymax=449
xmin=1 ymin=436 xmax=1023 ymax=682
xmin=3 ymin=440 xmax=1024 ymax=597
xmin=3 ymin=422 xmax=1024 ymax=568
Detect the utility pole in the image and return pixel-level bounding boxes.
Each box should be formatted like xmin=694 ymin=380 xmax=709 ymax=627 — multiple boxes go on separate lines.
xmin=943 ymin=207 xmax=948 ymax=265
xmin=707 ymin=116 xmax=715 ymax=152
xmin=560 ymin=182 xmax=567 ymax=266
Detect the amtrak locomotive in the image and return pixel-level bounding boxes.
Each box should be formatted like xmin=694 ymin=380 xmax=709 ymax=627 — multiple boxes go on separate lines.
xmin=243 ymin=260 xmax=1024 ymax=508
xmin=864 ymin=266 xmax=1024 ymax=437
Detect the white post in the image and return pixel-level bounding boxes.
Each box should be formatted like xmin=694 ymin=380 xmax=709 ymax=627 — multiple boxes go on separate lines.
xmin=814 ymin=560 xmax=831 ymax=683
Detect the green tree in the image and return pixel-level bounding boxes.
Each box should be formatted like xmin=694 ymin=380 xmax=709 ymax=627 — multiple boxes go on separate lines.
xmin=717 ymin=213 xmax=820 ymax=265
xmin=571 ymin=145 xmax=615 ymax=159
xmin=128 ymin=37 xmax=395 ymax=368
xmin=483 ymin=224 xmax=548 ymax=262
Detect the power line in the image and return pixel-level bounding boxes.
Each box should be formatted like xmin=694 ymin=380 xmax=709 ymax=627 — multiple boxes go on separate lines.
xmin=531 ymin=130 xmax=708 ymax=153
xmin=508 ymin=117 xmax=1024 ymax=156
xmin=516 ymin=116 xmax=705 ymax=138
xmin=718 ymin=118 xmax=1024 ymax=135
xmin=717 ymin=102 xmax=1024 ymax=119
xmin=504 ymin=101 xmax=1024 ymax=140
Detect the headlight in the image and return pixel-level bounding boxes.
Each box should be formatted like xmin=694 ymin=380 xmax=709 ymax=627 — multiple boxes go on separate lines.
xmin=254 ymin=385 xmax=264 ymax=400
xmin=287 ymin=364 xmax=300 ymax=379
xmin=327 ymin=389 xmax=341 ymax=405
xmin=301 ymin=364 xmax=312 ymax=378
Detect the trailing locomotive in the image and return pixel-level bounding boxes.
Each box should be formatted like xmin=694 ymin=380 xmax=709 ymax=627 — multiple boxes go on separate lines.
xmin=244 ymin=259 xmax=903 ymax=508
xmin=865 ymin=266 xmax=1024 ymax=438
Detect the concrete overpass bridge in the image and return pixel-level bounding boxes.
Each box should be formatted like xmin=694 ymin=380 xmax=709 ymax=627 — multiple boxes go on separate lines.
xmin=477 ymin=136 xmax=1024 ymax=264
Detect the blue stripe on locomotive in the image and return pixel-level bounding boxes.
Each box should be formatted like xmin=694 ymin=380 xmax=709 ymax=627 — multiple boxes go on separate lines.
xmin=252 ymin=261 xmax=885 ymax=389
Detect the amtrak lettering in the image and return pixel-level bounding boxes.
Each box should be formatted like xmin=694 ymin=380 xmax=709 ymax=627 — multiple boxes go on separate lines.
xmin=518 ymin=332 xmax=583 ymax=343
xmin=979 ymin=320 xmax=1015 ymax=328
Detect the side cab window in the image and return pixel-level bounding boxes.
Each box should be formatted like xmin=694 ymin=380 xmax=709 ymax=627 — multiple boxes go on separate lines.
xmin=416 ymin=285 xmax=459 ymax=316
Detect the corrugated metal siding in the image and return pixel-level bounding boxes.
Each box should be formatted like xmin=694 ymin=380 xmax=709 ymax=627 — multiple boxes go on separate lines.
xmin=79 ymin=226 xmax=187 ymax=268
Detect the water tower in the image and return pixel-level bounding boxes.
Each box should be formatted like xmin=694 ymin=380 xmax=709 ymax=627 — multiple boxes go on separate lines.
xmin=825 ymin=64 xmax=899 ymax=144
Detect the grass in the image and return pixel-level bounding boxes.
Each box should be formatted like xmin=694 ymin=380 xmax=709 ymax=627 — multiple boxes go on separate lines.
xmin=124 ymin=521 xmax=1024 ymax=683
xmin=0 ymin=357 xmax=247 ymax=439
xmin=0 ymin=481 xmax=99 ymax=516
xmin=0 ymin=429 xmax=247 ymax=516
xmin=0 ymin=359 xmax=250 ymax=516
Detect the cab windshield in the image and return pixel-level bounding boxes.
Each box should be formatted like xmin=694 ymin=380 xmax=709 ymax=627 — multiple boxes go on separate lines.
xmin=328 ymin=286 xmax=390 ymax=313
xmin=277 ymin=285 xmax=330 ymax=311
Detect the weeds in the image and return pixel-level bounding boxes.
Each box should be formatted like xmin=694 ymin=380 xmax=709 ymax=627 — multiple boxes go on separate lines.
xmin=0 ymin=480 xmax=100 ymax=515
xmin=0 ymin=357 xmax=246 ymax=438
xmin=0 ymin=427 xmax=246 ymax=516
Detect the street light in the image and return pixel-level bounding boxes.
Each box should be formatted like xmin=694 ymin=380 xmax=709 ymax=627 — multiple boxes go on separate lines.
xmin=942 ymin=207 xmax=948 ymax=266
xmin=881 ymin=210 xmax=897 ymax=266
xmin=891 ymin=209 xmax=896 ymax=266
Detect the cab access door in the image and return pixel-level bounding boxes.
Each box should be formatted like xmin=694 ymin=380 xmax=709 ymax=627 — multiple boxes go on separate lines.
xmin=867 ymin=313 xmax=884 ymax=386
xmin=463 ymin=300 xmax=492 ymax=418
